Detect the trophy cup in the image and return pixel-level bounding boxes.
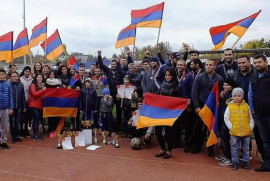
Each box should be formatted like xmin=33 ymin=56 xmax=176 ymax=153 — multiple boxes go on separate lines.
xmin=102 ymin=131 xmax=109 ymax=145
xmin=115 ymin=135 xmax=120 ymax=148
xmin=93 ymin=128 xmax=99 ymax=145
xmin=56 ymin=134 xmax=62 ymax=149
xmin=111 ymin=133 xmax=116 ymax=145
xmin=83 ymin=120 xmax=92 ymax=129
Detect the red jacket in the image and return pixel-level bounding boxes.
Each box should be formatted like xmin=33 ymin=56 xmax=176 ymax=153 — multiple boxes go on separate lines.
xmin=29 ymin=84 xmax=45 ymax=109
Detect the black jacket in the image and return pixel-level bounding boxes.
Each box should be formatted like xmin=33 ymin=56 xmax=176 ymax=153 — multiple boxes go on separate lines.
xmin=10 ymin=81 xmax=26 ymax=110
xmin=79 ymin=87 xmax=98 ymax=111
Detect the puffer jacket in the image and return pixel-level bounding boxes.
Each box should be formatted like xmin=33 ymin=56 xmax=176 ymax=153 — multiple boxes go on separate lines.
xmin=10 ymin=81 xmax=26 ymax=109
xmin=28 ymin=84 xmax=46 ymax=109
xmin=0 ymin=80 xmax=14 ymax=110
xmin=79 ymin=87 xmax=98 ymax=111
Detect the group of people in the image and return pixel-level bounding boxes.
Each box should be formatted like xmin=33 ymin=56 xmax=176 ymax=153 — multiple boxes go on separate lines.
xmin=0 ymin=46 xmax=269 ymax=172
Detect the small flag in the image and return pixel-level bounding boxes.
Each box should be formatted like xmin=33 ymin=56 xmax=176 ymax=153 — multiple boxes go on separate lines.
xmin=29 ymin=17 xmax=47 ymax=48
xmin=67 ymin=56 xmax=79 ymax=71
xmin=68 ymin=75 xmax=80 ymax=88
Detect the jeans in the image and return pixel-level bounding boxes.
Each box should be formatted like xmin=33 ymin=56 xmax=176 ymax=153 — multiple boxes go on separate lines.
xmin=29 ymin=107 xmax=43 ymax=136
xmin=10 ymin=108 xmax=22 ymax=140
xmin=100 ymin=112 xmax=114 ymax=132
xmin=253 ymin=114 xmax=270 ymax=167
xmin=231 ymin=136 xmax=250 ymax=163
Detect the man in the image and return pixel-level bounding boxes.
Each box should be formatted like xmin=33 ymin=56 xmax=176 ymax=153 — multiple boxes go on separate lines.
xmin=127 ymin=63 xmax=143 ymax=98
xmin=97 ymin=50 xmax=126 ymax=131
xmin=141 ymin=57 xmax=160 ymax=95
xmin=120 ymin=47 xmax=134 ymax=73
xmin=216 ymin=48 xmax=238 ymax=79
xmin=6 ymin=64 xmax=17 ymax=81
xmin=190 ymin=59 xmax=204 ymax=78
xmin=89 ymin=64 xmax=96 ymax=78
xmin=191 ymin=59 xmax=223 ymax=156
xmin=249 ymin=54 xmax=270 ymax=172
xmin=78 ymin=64 xmax=88 ymax=85
xmin=141 ymin=59 xmax=150 ymax=74
xmin=134 ymin=61 xmax=142 ymax=74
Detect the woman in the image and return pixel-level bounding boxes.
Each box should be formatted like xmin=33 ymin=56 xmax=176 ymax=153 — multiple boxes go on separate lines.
xmin=68 ymin=65 xmax=76 ymax=76
xmin=58 ymin=65 xmax=71 ymax=88
xmin=33 ymin=62 xmax=43 ymax=77
xmin=19 ymin=66 xmax=33 ymax=137
xmin=29 ymin=73 xmax=46 ymax=140
xmin=155 ymin=67 xmax=181 ymax=159
xmin=42 ymin=64 xmax=51 ymax=79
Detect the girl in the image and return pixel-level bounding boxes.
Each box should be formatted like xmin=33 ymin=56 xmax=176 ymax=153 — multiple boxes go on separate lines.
xmin=58 ymin=65 xmax=71 ymax=88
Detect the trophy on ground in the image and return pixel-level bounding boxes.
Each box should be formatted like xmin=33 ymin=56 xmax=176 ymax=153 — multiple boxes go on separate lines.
xmin=83 ymin=120 xmax=93 ymax=129
xmin=56 ymin=134 xmax=62 ymax=149
xmin=102 ymin=131 xmax=109 ymax=145
xmin=111 ymin=132 xmax=116 ymax=145
xmin=115 ymin=135 xmax=120 ymax=148
xmin=93 ymin=128 xmax=99 ymax=145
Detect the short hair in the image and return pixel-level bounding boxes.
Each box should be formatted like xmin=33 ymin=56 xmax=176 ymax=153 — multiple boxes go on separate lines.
xmin=138 ymin=98 xmax=143 ymax=103
xmin=238 ymin=55 xmax=250 ymax=62
xmin=56 ymin=61 xmax=62 ymax=66
xmin=254 ymin=54 xmax=267 ymax=61
xmin=0 ymin=68 xmax=6 ymax=75
xmin=191 ymin=58 xmax=203 ymax=68
xmin=224 ymin=48 xmax=234 ymax=54
xmin=11 ymin=71 xmax=19 ymax=76
xmin=111 ymin=59 xmax=117 ymax=63
xmin=9 ymin=64 xmax=16 ymax=68
xmin=79 ymin=63 xmax=85 ymax=67
xmin=128 ymin=63 xmax=135 ymax=68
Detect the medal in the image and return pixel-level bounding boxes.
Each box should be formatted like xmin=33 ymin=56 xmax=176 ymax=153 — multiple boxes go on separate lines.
xmin=150 ymin=76 xmax=153 ymax=80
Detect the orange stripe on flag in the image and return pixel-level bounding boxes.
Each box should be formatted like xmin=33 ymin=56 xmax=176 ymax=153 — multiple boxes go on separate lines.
xmin=137 ymin=116 xmax=176 ymax=129
xmin=43 ymin=107 xmax=77 ymax=118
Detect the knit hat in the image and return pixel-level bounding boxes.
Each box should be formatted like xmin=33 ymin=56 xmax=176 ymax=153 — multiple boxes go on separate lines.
xmin=232 ymin=88 xmax=244 ymax=98
xmin=103 ymin=88 xmax=110 ymax=95
xmin=224 ymin=78 xmax=237 ymax=88
xmin=84 ymin=77 xmax=92 ymax=84
xmin=149 ymin=56 xmax=160 ymax=65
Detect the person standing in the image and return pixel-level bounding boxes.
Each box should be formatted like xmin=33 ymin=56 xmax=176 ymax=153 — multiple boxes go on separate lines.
xmin=249 ymin=54 xmax=270 ymax=172
xmin=0 ymin=68 xmax=14 ymax=149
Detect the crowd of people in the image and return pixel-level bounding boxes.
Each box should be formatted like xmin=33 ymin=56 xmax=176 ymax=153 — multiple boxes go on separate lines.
xmin=0 ymin=46 xmax=270 ymax=172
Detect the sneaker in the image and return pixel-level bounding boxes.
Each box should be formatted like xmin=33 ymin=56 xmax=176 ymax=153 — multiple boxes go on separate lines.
xmin=219 ymin=158 xmax=232 ymax=166
xmin=215 ymin=154 xmax=225 ymax=161
xmin=0 ymin=143 xmax=10 ymax=149
xmin=243 ymin=162 xmax=250 ymax=171
xmin=232 ymin=162 xmax=238 ymax=170
xmin=33 ymin=135 xmax=43 ymax=140
xmin=254 ymin=165 xmax=270 ymax=172
xmin=239 ymin=155 xmax=252 ymax=161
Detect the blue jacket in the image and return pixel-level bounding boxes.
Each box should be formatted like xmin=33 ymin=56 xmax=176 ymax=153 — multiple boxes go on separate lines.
xmin=0 ymin=80 xmax=14 ymax=110
xmin=10 ymin=81 xmax=26 ymax=109
xmin=178 ymin=71 xmax=194 ymax=99
xmin=79 ymin=87 xmax=98 ymax=111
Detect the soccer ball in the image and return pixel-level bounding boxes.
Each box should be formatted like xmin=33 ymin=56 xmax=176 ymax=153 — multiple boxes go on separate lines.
xmin=130 ymin=137 xmax=141 ymax=150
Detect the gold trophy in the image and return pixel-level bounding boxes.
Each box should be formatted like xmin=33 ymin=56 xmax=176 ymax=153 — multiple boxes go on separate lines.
xmin=56 ymin=134 xmax=62 ymax=149
xmin=93 ymin=128 xmax=99 ymax=145
xmin=111 ymin=133 xmax=116 ymax=145
xmin=102 ymin=131 xmax=109 ymax=145
xmin=83 ymin=120 xmax=92 ymax=129
xmin=115 ymin=135 xmax=120 ymax=148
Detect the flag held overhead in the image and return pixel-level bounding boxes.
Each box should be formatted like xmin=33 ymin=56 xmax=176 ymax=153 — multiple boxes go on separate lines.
xmin=115 ymin=24 xmax=136 ymax=49
xmin=13 ymin=28 xmax=30 ymax=59
xmin=0 ymin=31 xmax=13 ymax=63
xmin=29 ymin=17 xmax=47 ymax=48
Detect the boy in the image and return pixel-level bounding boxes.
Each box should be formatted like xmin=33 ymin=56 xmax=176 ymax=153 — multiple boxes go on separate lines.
xmin=0 ymin=68 xmax=14 ymax=149
xmin=224 ymin=88 xmax=254 ymax=170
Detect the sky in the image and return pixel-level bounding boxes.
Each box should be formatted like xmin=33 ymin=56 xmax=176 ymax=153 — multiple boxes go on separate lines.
xmin=0 ymin=0 xmax=269 ymax=58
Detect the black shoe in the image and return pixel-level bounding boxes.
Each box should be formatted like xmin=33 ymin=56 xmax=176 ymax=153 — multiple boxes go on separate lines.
xmin=191 ymin=147 xmax=202 ymax=154
xmin=232 ymin=162 xmax=238 ymax=170
xmin=11 ymin=139 xmax=16 ymax=144
xmin=184 ymin=147 xmax=191 ymax=153
xmin=208 ymin=148 xmax=215 ymax=157
xmin=155 ymin=150 xmax=166 ymax=157
xmin=25 ymin=130 xmax=31 ymax=137
xmin=33 ymin=135 xmax=43 ymax=140
xmin=243 ymin=162 xmax=250 ymax=171
xmin=254 ymin=165 xmax=270 ymax=172
xmin=0 ymin=143 xmax=10 ymax=149
xmin=16 ymin=137 xmax=23 ymax=142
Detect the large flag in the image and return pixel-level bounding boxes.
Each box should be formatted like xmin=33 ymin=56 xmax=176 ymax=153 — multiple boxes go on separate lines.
xmin=43 ymin=88 xmax=80 ymax=118
xmin=41 ymin=29 xmax=64 ymax=61
xmin=199 ymin=82 xmax=219 ymax=147
xmin=115 ymin=24 xmax=136 ymax=49
xmin=67 ymin=56 xmax=79 ymax=71
xmin=29 ymin=17 xmax=47 ymax=48
xmin=13 ymin=28 xmax=30 ymax=59
xmin=0 ymin=31 xmax=13 ymax=63
xmin=131 ymin=2 xmax=165 ymax=28
xmin=210 ymin=10 xmax=261 ymax=50
xmin=137 ymin=93 xmax=188 ymax=129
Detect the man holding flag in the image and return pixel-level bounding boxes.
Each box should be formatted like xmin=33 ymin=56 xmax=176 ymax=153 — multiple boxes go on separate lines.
xmin=191 ymin=59 xmax=223 ymax=156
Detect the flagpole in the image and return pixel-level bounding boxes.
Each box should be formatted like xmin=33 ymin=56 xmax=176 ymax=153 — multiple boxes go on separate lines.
xmin=23 ymin=0 xmax=26 ymax=66
xmin=231 ymin=37 xmax=241 ymax=49
xmin=156 ymin=27 xmax=161 ymax=46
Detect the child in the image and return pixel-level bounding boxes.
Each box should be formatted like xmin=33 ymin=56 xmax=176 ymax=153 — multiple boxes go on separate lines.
xmin=10 ymin=72 xmax=26 ymax=143
xmin=129 ymin=98 xmax=154 ymax=142
xmin=224 ymin=88 xmax=254 ymax=171
xmin=79 ymin=78 xmax=98 ymax=128
xmin=0 ymin=68 xmax=14 ymax=148
xmin=99 ymin=88 xmax=114 ymax=134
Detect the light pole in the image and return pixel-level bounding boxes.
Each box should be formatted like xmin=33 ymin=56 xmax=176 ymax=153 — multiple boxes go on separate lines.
xmin=23 ymin=0 xmax=26 ymax=65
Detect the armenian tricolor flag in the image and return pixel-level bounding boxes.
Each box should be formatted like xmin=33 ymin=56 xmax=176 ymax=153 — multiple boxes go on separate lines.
xmin=13 ymin=28 xmax=30 ymax=59
xmin=0 ymin=31 xmax=13 ymax=63
xmin=41 ymin=29 xmax=64 ymax=61
xmin=131 ymin=2 xmax=165 ymax=28
xmin=68 ymin=74 xmax=80 ymax=88
xmin=199 ymin=81 xmax=219 ymax=147
xmin=29 ymin=17 xmax=47 ymax=48
xmin=137 ymin=93 xmax=188 ymax=129
xmin=43 ymin=88 xmax=80 ymax=118
xmin=115 ymin=24 xmax=136 ymax=49
xmin=67 ymin=56 xmax=79 ymax=71
xmin=210 ymin=10 xmax=261 ymax=50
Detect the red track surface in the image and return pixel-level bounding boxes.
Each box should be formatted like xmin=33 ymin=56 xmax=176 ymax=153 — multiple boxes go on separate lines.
xmin=0 ymin=135 xmax=269 ymax=181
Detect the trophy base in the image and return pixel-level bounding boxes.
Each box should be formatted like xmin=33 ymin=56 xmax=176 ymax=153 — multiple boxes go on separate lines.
xmin=57 ymin=146 xmax=62 ymax=149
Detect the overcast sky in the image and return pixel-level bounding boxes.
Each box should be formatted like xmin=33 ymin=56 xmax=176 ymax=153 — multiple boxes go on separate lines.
xmin=1 ymin=0 xmax=269 ymax=58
